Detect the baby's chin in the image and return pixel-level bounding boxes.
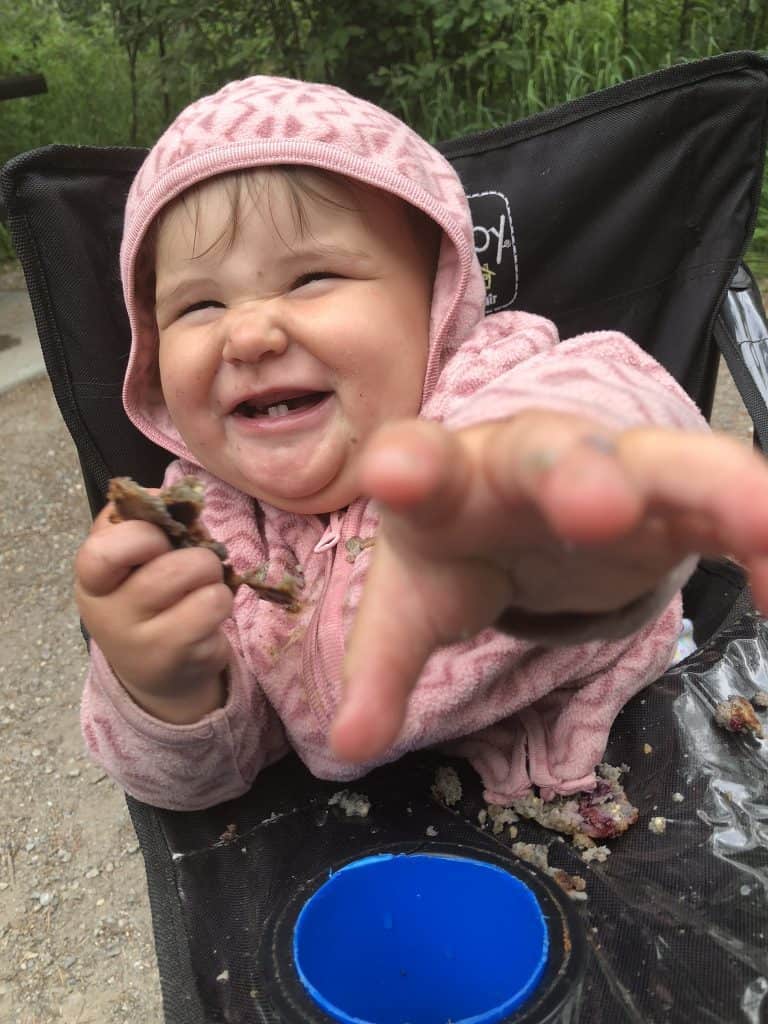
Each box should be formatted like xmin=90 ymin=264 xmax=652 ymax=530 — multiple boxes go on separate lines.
xmin=240 ymin=469 xmax=362 ymax=516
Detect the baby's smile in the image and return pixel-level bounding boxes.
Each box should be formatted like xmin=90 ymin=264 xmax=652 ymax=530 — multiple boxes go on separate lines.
xmin=230 ymin=390 xmax=335 ymax=435
xmin=231 ymin=389 xmax=332 ymax=420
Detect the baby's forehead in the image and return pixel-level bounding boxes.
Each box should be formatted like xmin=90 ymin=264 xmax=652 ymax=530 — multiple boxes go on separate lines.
xmin=163 ymin=167 xmax=365 ymax=230
xmin=156 ymin=168 xmax=358 ymax=248
xmin=154 ymin=166 xmax=436 ymax=262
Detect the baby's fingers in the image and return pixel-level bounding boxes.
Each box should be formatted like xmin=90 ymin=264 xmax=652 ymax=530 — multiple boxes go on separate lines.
xmin=124 ymin=586 xmax=232 ymax=702
xmin=144 ymin=581 xmax=233 ymax=653
xmin=331 ymin=544 xmax=437 ymax=762
xmin=75 ymin=519 xmax=172 ymax=597
xmin=122 ymin=547 xmax=227 ymax=617
xmin=619 ymin=431 xmax=768 ymax=557
xmin=333 ymin=536 xmax=509 ymax=763
xmin=483 ymin=413 xmax=643 ymax=543
xmin=357 ymin=419 xmax=470 ymax=522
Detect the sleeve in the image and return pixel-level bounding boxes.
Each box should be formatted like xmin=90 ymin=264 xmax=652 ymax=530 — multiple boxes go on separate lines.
xmin=79 ymin=459 xmax=289 ymax=811
xmin=439 ymin=317 xmax=710 ymax=435
xmin=431 ymin=316 xmax=710 ymax=644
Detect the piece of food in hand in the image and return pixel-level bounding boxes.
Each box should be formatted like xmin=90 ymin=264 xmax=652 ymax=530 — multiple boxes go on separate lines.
xmin=713 ymin=695 xmax=764 ymax=738
xmin=107 ymin=476 xmax=302 ymax=610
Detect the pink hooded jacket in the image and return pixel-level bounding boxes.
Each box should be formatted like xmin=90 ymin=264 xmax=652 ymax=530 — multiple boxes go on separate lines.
xmin=81 ymin=76 xmax=707 ymax=811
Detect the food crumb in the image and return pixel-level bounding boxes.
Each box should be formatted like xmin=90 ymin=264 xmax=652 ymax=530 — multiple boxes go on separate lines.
xmin=504 ymin=763 xmax=637 ymax=841
xmin=487 ymin=804 xmax=519 ymax=835
xmin=648 ymin=816 xmax=667 ymax=834
xmin=328 ymin=790 xmax=371 ymax=817
xmin=643 ymin=743 xmax=653 ymax=755
xmin=508 ymin=825 xmax=518 ymax=840
xmin=671 ymin=792 xmax=685 ymax=803
xmin=425 ymin=825 xmax=438 ymax=837
xmin=431 ymin=766 xmax=463 ymax=807
xmin=550 ymin=869 xmax=588 ymax=900
xmin=572 ymin=833 xmax=595 ymax=851
xmin=511 ymin=841 xmax=550 ymax=872
xmin=581 ymin=845 xmax=611 ymax=864
xmin=714 ymin=695 xmax=764 ymax=738
xmin=218 ymin=823 xmax=238 ymax=845
xmin=512 ymin=843 xmax=589 ymax=900
xmin=216 ymin=970 xmax=229 ymax=983
xmin=477 ymin=809 xmax=488 ymax=827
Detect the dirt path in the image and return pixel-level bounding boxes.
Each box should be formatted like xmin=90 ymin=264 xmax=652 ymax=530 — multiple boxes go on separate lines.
xmin=0 ymin=342 xmax=756 ymax=1023
xmin=0 ymin=376 xmax=161 ymax=1023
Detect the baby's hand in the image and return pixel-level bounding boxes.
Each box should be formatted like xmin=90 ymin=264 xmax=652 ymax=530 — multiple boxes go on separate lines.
xmin=331 ymin=411 xmax=768 ymax=761
xmin=75 ymin=498 xmax=233 ymax=723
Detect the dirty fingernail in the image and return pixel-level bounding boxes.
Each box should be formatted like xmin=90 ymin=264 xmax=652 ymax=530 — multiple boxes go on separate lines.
xmin=521 ymin=449 xmax=559 ymax=475
xmin=581 ymin=433 xmax=618 ymax=455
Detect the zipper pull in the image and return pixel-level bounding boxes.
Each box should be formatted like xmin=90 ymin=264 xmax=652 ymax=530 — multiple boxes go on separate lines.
xmin=313 ymin=509 xmax=343 ymax=553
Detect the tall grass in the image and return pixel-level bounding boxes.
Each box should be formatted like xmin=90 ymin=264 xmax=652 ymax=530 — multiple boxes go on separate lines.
xmin=374 ymin=2 xmax=768 ymax=264
xmin=377 ymin=3 xmax=735 ymax=141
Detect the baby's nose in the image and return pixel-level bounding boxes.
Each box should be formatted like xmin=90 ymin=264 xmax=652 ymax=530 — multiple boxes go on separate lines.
xmin=222 ymin=302 xmax=289 ymax=363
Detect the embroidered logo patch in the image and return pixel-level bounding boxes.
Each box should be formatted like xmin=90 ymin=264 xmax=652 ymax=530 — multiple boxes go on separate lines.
xmin=467 ymin=190 xmax=518 ymax=313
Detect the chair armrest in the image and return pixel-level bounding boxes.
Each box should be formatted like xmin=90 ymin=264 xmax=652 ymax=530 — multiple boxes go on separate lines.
xmin=714 ymin=263 xmax=768 ymax=452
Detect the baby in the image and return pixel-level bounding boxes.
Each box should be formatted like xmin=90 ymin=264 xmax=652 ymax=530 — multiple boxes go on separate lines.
xmin=75 ymin=76 xmax=768 ymax=811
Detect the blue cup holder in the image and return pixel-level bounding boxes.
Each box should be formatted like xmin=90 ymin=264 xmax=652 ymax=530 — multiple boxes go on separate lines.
xmin=293 ymin=853 xmax=549 ymax=1024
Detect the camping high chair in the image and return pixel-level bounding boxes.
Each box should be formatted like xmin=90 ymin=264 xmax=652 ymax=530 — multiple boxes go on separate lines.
xmin=4 ymin=49 xmax=768 ymax=1024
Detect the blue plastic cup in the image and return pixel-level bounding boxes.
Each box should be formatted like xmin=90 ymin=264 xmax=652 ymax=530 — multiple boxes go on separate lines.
xmin=293 ymin=853 xmax=549 ymax=1024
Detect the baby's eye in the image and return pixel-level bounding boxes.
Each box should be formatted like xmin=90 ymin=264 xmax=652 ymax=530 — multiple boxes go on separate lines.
xmin=291 ymin=272 xmax=340 ymax=291
xmin=180 ymin=299 xmax=225 ymax=317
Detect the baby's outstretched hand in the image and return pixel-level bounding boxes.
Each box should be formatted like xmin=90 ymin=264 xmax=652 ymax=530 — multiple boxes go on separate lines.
xmin=330 ymin=411 xmax=768 ymax=762
xmin=75 ymin=498 xmax=233 ymax=723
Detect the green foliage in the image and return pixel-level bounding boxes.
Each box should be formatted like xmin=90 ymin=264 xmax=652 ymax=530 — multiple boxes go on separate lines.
xmin=1 ymin=0 xmax=768 ymax=253
xmin=0 ymin=222 xmax=15 ymax=262
xmin=0 ymin=3 xmax=134 ymax=165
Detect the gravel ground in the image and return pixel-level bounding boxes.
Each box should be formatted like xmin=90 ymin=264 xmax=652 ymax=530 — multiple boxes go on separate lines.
xmin=0 ymin=261 xmax=756 ymax=1022
xmin=0 ymin=373 xmax=162 ymax=1023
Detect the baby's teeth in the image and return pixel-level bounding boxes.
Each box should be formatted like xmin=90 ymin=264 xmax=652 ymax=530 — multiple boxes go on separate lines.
xmin=267 ymin=403 xmax=290 ymax=418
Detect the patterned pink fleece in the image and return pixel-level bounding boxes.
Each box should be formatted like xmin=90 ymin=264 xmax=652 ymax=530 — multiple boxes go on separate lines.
xmin=81 ymin=76 xmax=708 ymax=811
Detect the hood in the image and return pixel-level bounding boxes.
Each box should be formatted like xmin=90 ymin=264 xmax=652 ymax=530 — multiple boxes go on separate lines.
xmin=121 ymin=76 xmax=486 ymax=461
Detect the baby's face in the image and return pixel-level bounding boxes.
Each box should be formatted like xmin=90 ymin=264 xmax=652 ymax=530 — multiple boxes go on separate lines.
xmin=154 ymin=173 xmax=434 ymax=513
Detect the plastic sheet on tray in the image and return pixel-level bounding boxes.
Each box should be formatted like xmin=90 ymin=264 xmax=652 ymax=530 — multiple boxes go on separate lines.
xmin=129 ymin=564 xmax=768 ymax=1023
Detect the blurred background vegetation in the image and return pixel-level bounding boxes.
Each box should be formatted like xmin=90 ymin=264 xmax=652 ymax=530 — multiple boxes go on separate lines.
xmin=1 ymin=0 xmax=768 ymax=266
